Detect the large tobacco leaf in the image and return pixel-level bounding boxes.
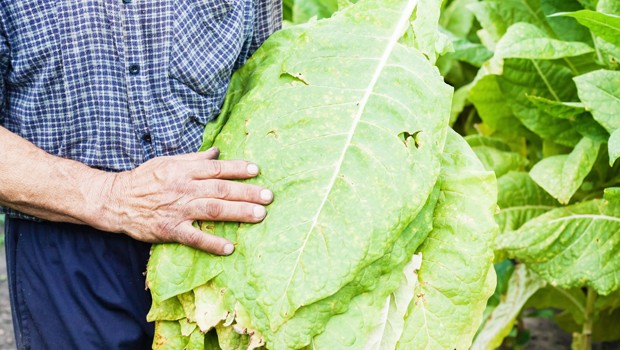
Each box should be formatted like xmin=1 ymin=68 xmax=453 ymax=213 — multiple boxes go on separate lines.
xmin=395 ymin=129 xmax=497 ymax=350
xmin=311 ymin=130 xmax=497 ymax=350
xmin=146 ymin=0 xmax=468 ymax=348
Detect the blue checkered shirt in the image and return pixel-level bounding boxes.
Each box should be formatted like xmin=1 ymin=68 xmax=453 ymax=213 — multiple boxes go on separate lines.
xmin=0 ymin=0 xmax=281 ymax=219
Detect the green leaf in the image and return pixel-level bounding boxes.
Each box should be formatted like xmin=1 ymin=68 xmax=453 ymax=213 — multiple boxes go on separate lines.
xmin=466 ymin=136 xmax=529 ymax=177
xmin=310 ymin=188 xmax=439 ymax=350
xmin=541 ymin=0 xmax=596 ymax=43
xmin=467 ymin=0 xmax=552 ymax=43
xmin=404 ymin=0 xmax=451 ymax=64
xmin=291 ymin=0 xmax=338 ymax=23
xmin=495 ymin=22 xmax=594 ymax=60
xmin=527 ymin=95 xmax=586 ymax=120
xmin=555 ymin=306 xmax=620 ymax=342
xmin=530 ymin=137 xmax=602 ymax=204
xmin=147 ymin=243 xmax=223 ymax=303
xmin=496 ymin=172 xmax=559 ymax=233
xmin=186 ymin=328 xmax=205 ymax=350
xmin=468 ymin=74 xmax=520 ymax=134
xmin=577 ymin=0 xmax=598 ymax=10
xmin=471 ymin=265 xmax=547 ymax=350
xmin=450 ymin=84 xmax=472 ymax=125
xmin=610 ymin=129 xmax=620 ymax=166
xmin=147 ymin=294 xmax=186 ymax=322
xmin=215 ymin=324 xmax=251 ymax=350
xmin=525 ymin=286 xmax=587 ymax=324
xmin=193 ymin=283 xmax=229 ymax=333
xmin=596 ymin=289 xmax=620 ymax=311
xmin=496 ymin=199 xmax=620 ymax=295
xmin=445 ymin=37 xmax=494 ymax=67
xmin=574 ymin=69 xmax=620 ymax=165
xmin=553 ymin=10 xmax=620 ymax=47
xmin=440 ymin=0 xmax=478 ymax=37
xmin=605 ymin=187 xmax=620 ymax=203
xmin=497 ymin=58 xmax=582 ymax=146
xmin=153 ymin=321 xmax=190 ymax=350
xmin=396 ymin=129 xmax=498 ymax=350
xmin=597 ymin=0 xmax=620 ymax=15
xmin=465 ymin=134 xmax=513 ymax=151
xmin=574 ymin=70 xmax=620 ymax=133
xmin=149 ymin=0 xmax=456 ymax=348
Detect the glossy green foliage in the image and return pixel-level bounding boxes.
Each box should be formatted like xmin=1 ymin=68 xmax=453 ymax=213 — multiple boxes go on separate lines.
xmin=441 ymin=0 xmax=620 ymax=346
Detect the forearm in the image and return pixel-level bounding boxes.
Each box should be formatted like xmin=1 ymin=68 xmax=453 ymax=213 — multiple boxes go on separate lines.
xmin=0 ymin=125 xmax=274 ymax=255
xmin=0 ymin=126 xmax=110 ymax=225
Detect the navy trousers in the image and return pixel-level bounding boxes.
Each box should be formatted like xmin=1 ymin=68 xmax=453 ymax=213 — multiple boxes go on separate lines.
xmin=4 ymin=218 xmax=154 ymax=349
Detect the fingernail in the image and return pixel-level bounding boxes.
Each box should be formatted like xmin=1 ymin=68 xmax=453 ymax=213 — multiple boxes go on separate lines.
xmin=253 ymin=205 xmax=266 ymax=219
xmin=260 ymin=189 xmax=274 ymax=202
xmin=223 ymin=243 xmax=235 ymax=255
xmin=247 ymin=163 xmax=259 ymax=175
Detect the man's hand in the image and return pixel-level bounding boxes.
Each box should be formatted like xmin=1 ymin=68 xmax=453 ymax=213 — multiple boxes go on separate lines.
xmin=0 ymin=126 xmax=272 ymax=256
xmin=98 ymin=147 xmax=274 ymax=255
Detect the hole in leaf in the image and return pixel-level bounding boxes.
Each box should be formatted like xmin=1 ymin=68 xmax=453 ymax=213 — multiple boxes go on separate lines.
xmin=398 ymin=130 xmax=422 ymax=148
xmin=280 ymin=71 xmax=309 ymax=85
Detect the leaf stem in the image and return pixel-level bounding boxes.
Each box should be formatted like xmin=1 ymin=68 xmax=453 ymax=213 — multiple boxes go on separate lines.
xmin=578 ymin=287 xmax=597 ymax=350
xmin=590 ymin=32 xmax=605 ymax=66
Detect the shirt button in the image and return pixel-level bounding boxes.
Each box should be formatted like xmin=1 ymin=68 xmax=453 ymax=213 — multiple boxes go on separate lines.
xmin=142 ymin=133 xmax=152 ymax=143
xmin=128 ymin=64 xmax=140 ymax=75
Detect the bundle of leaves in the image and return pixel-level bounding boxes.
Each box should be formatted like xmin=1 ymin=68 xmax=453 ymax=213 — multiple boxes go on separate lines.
xmin=436 ymin=0 xmax=620 ymax=348
xmin=146 ymin=0 xmax=498 ymax=349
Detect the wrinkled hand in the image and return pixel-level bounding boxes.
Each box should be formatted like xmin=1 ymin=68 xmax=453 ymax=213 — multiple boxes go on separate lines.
xmin=101 ymin=147 xmax=273 ymax=255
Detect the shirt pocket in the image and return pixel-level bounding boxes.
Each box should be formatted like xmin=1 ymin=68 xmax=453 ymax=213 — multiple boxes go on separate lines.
xmin=168 ymin=0 xmax=248 ymax=96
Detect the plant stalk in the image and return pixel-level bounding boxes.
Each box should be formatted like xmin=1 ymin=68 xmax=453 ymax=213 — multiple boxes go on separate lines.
xmin=578 ymin=287 xmax=597 ymax=350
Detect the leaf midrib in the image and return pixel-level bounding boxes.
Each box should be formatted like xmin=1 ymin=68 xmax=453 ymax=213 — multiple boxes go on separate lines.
xmin=275 ymin=0 xmax=420 ymax=318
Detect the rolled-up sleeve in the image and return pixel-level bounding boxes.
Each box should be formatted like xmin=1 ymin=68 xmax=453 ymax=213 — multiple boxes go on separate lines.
xmin=250 ymin=0 xmax=282 ymax=54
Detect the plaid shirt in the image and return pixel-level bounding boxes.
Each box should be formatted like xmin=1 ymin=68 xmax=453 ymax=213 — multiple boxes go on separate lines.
xmin=0 ymin=0 xmax=281 ymax=218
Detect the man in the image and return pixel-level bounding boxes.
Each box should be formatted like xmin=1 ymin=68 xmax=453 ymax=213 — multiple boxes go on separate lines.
xmin=0 ymin=1 xmax=281 ymax=348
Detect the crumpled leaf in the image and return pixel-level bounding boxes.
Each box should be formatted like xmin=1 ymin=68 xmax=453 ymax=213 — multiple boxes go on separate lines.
xmin=495 ymin=171 xmax=559 ymax=233
xmin=309 ymin=187 xmax=439 ymax=350
xmin=496 ymin=198 xmax=620 ymax=295
xmin=148 ymin=0 xmax=460 ymax=348
xmin=395 ymin=129 xmax=498 ymax=350
xmin=497 ymin=58 xmax=582 ymax=146
xmin=310 ymin=130 xmax=497 ymax=350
